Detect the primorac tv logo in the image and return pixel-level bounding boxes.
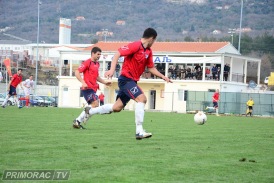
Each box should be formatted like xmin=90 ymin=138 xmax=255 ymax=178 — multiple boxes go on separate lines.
xmin=2 ymin=170 xmax=70 ymax=180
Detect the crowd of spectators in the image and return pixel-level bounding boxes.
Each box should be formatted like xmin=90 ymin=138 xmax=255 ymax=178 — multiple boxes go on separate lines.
xmin=141 ymin=63 xmax=231 ymax=81
xmin=105 ymin=62 xmax=231 ymax=81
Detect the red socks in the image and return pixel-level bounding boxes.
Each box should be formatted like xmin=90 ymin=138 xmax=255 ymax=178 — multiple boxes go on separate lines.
xmin=26 ymin=98 xmax=29 ymax=107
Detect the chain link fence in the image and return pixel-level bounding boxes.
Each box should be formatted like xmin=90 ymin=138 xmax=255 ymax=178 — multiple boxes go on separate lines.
xmin=1 ymin=81 xmax=274 ymax=117
xmin=185 ymin=91 xmax=274 ymax=117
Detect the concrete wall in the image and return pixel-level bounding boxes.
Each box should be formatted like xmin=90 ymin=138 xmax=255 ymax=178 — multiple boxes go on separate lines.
xmin=57 ymin=76 xmax=255 ymax=113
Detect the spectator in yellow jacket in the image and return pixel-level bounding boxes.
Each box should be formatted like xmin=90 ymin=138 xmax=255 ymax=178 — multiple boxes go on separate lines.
xmin=246 ymin=97 xmax=254 ymax=117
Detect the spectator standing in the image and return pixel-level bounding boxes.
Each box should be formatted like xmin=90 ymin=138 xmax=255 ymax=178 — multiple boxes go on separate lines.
xmin=211 ymin=64 xmax=217 ymax=80
xmin=107 ymin=62 xmax=111 ymax=71
xmin=223 ymin=63 xmax=230 ymax=81
xmin=0 ymin=70 xmax=3 ymax=82
xmin=217 ymin=67 xmax=221 ymax=81
xmin=115 ymin=63 xmax=121 ymax=77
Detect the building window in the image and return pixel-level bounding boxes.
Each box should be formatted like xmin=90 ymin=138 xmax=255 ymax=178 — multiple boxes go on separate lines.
xmin=178 ymin=89 xmax=184 ymax=101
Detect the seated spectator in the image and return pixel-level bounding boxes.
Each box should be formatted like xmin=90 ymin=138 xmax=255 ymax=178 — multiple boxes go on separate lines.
xmin=192 ymin=68 xmax=197 ymax=79
xmin=196 ymin=67 xmax=202 ymax=80
xmin=194 ymin=64 xmax=201 ymax=73
xmin=168 ymin=65 xmax=173 ymax=78
xmin=179 ymin=66 xmax=186 ymax=79
xmin=186 ymin=67 xmax=192 ymax=79
xmin=205 ymin=67 xmax=210 ymax=79
xmin=171 ymin=65 xmax=176 ymax=79
xmin=175 ymin=65 xmax=180 ymax=79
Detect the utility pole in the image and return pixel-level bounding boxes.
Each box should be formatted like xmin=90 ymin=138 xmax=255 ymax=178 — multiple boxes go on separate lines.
xmin=228 ymin=28 xmax=236 ymax=45
xmin=35 ymin=0 xmax=41 ymax=94
xmin=238 ymin=0 xmax=244 ymax=53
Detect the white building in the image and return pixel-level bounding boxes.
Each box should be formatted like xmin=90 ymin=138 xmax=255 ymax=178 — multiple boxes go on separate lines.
xmin=56 ymin=41 xmax=261 ymax=113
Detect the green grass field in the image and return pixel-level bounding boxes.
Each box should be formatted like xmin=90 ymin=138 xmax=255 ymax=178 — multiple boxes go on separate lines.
xmin=0 ymin=107 xmax=274 ymax=183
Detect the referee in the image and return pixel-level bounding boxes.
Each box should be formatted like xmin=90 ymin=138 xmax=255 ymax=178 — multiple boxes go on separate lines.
xmin=246 ymin=97 xmax=255 ymax=117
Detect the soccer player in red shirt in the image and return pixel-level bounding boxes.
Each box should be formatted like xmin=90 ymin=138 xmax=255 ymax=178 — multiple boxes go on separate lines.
xmin=98 ymin=92 xmax=105 ymax=106
xmin=85 ymin=28 xmax=172 ymax=140
xmin=206 ymin=89 xmax=220 ymax=116
xmin=72 ymin=47 xmax=112 ymax=129
xmin=1 ymin=68 xmax=23 ymax=108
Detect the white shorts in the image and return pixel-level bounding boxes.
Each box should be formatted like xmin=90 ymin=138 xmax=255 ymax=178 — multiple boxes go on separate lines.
xmin=24 ymin=88 xmax=32 ymax=96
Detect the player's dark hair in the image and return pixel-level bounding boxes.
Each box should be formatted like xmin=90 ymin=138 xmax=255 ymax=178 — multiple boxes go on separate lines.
xmin=91 ymin=47 xmax=102 ymax=54
xmin=18 ymin=68 xmax=22 ymax=71
xmin=142 ymin=28 xmax=157 ymax=39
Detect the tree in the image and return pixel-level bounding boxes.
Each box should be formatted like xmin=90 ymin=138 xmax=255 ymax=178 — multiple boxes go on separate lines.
xmin=184 ymin=36 xmax=194 ymax=42
xmin=91 ymin=39 xmax=98 ymax=44
xmin=190 ymin=25 xmax=195 ymax=32
xmin=260 ymin=54 xmax=273 ymax=80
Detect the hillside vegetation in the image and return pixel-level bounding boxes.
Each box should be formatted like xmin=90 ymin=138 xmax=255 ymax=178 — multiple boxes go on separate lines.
xmin=0 ymin=0 xmax=273 ymax=43
xmin=1 ymin=0 xmax=273 ymax=79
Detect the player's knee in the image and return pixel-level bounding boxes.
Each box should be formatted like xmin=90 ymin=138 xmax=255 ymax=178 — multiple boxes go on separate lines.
xmin=135 ymin=94 xmax=147 ymax=103
xmin=112 ymin=101 xmax=124 ymax=112
xmin=113 ymin=108 xmax=122 ymax=112
xmin=91 ymin=101 xmax=99 ymax=108
xmin=113 ymin=105 xmax=123 ymax=112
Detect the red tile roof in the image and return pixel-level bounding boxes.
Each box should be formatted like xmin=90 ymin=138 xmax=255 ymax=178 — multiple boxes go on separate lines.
xmin=53 ymin=45 xmax=84 ymax=50
xmin=84 ymin=41 xmax=229 ymax=53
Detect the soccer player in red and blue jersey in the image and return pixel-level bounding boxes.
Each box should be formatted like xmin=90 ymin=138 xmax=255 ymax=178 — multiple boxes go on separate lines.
xmin=206 ymin=89 xmax=220 ymax=116
xmin=72 ymin=47 xmax=112 ymax=129
xmin=85 ymin=28 xmax=172 ymax=139
xmin=1 ymin=68 xmax=23 ymax=108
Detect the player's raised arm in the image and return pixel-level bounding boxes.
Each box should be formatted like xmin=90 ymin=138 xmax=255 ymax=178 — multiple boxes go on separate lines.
xmin=148 ymin=67 xmax=172 ymax=83
xmin=97 ymin=76 xmax=112 ymax=86
xmin=104 ymin=52 xmax=120 ymax=79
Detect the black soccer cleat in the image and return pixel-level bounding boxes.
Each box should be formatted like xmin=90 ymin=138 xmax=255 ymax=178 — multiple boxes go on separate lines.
xmin=73 ymin=119 xmax=86 ymax=129
xmin=135 ymin=131 xmax=152 ymax=140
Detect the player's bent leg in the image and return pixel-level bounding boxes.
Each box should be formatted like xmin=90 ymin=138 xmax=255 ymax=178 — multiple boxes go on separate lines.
xmin=14 ymin=96 xmax=22 ymax=108
xmin=73 ymin=107 xmax=91 ymax=129
xmin=85 ymin=104 xmax=114 ymax=115
xmin=112 ymin=99 xmax=124 ymax=112
xmin=1 ymin=94 xmax=10 ymax=108
xmin=76 ymin=110 xmax=89 ymax=124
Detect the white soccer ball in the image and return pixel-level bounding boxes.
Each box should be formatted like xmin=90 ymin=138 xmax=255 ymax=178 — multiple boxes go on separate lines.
xmin=194 ymin=111 xmax=207 ymax=125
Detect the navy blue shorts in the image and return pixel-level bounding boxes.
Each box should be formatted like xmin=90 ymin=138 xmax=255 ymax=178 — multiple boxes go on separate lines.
xmin=81 ymin=89 xmax=98 ymax=104
xmin=213 ymin=102 xmax=218 ymax=108
xmin=117 ymin=75 xmax=143 ymax=106
xmin=9 ymin=85 xmax=17 ymax=96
